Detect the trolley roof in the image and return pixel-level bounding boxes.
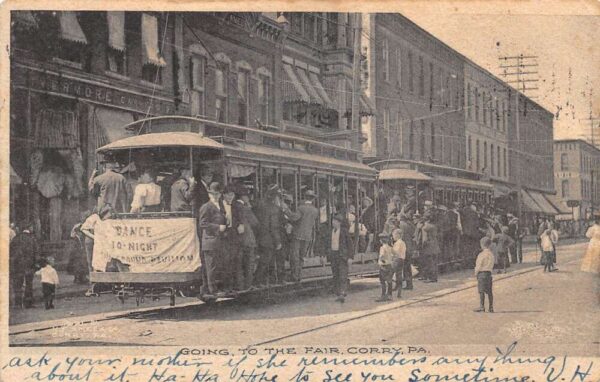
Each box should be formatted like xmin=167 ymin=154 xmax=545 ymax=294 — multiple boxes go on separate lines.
xmin=96 ymin=132 xmax=224 ymax=153
xmin=379 ymin=168 xmax=432 ymax=181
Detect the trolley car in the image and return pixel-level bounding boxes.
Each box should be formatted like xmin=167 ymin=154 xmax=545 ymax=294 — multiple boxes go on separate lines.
xmin=89 ymin=116 xmax=378 ymax=305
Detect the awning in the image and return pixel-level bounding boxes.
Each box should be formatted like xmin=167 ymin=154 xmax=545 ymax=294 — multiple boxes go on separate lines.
xmin=93 ymin=107 xmax=135 ymax=146
xmin=10 ymin=165 xmax=22 ymax=185
xmin=59 ymin=11 xmax=88 ymax=44
xmin=309 ymin=72 xmax=335 ymax=109
xmin=141 ymin=13 xmax=167 ymax=67
xmin=296 ymin=67 xmax=323 ymax=105
xmin=107 ymin=11 xmax=125 ymax=51
xmin=431 ymin=175 xmax=493 ymax=190
xmin=379 ymin=168 xmax=431 ymax=181
xmin=224 ymin=143 xmax=377 ymax=178
xmin=520 ymin=189 xmax=543 ymax=213
xmin=344 ymin=78 xmax=376 ymax=116
xmin=97 ymin=132 xmax=224 ymax=153
xmin=545 ymin=193 xmax=571 ymax=215
xmin=12 ymin=11 xmax=38 ymax=29
xmin=34 ymin=109 xmax=80 ymax=149
xmin=528 ymin=190 xmax=558 ymax=215
xmin=282 ymin=63 xmax=310 ymax=103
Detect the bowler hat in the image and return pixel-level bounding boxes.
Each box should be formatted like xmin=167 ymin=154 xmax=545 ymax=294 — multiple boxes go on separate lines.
xmin=304 ymin=189 xmax=317 ymax=199
xmin=207 ymin=182 xmax=223 ymax=194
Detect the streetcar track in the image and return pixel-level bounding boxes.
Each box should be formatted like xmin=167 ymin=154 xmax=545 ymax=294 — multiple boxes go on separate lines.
xmin=250 ymin=258 xmax=580 ymax=346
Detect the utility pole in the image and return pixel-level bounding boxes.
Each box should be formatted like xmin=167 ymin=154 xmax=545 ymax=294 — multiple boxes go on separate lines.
xmin=351 ymin=13 xmax=362 ymax=149
xmin=498 ymin=54 xmax=539 ymax=221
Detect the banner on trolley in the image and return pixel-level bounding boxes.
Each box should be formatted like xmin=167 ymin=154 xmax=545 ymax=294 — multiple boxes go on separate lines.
xmin=92 ymin=218 xmax=200 ymax=273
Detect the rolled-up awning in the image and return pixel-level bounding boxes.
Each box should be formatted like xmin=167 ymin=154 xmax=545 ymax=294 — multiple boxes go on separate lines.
xmin=493 ymin=183 xmax=513 ymax=197
xmin=93 ymin=107 xmax=135 ymax=145
xmin=34 ymin=109 xmax=80 ymax=149
xmin=344 ymin=78 xmax=375 ymax=116
xmin=107 ymin=11 xmax=125 ymax=51
xmin=379 ymin=168 xmax=431 ymax=181
xmin=59 ymin=11 xmax=88 ymax=44
xmin=527 ymin=190 xmax=558 ymax=215
xmin=141 ymin=13 xmax=166 ymax=67
xmin=282 ymin=63 xmax=310 ymax=103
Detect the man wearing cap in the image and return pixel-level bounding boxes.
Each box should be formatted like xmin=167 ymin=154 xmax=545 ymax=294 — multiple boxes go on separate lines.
xmin=195 ymin=166 xmax=214 ymax=211
xmin=88 ymin=160 xmax=128 ymax=213
xmin=507 ymin=214 xmax=523 ymax=263
xmin=254 ymin=184 xmax=283 ymax=286
xmin=328 ymin=211 xmax=352 ymax=302
xmin=286 ymin=190 xmax=320 ymax=283
xmin=170 ymin=168 xmax=197 ymax=212
xmin=198 ymin=182 xmax=227 ymax=298
xmin=440 ymin=202 xmax=462 ymax=263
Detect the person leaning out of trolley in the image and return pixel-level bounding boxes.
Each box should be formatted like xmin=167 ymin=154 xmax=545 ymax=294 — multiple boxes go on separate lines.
xmin=198 ymin=182 xmax=227 ymax=299
xmin=328 ymin=211 xmax=352 ymax=303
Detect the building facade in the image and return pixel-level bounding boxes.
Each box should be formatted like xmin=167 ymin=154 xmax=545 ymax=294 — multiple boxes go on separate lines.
xmin=463 ymin=61 xmax=511 ymax=189
xmin=363 ymin=13 xmax=465 ymax=168
xmin=554 ymin=139 xmax=600 ymax=221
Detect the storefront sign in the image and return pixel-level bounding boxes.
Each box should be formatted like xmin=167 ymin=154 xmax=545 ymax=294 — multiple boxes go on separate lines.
xmin=14 ymin=64 xmax=182 ymax=115
xmin=93 ymin=217 xmax=200 ymax=272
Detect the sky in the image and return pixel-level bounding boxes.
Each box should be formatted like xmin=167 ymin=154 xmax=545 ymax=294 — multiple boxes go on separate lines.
xmin=393 ymin=0 xmax=600 ymax=144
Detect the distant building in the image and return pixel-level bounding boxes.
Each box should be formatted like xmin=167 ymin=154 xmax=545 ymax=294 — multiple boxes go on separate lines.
xmin=553 ymin=139 xmax=600 ymax=221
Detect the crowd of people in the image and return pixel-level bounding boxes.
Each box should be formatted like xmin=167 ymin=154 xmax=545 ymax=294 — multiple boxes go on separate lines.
xmin=9 ymin=158 xmax=600 ymax=309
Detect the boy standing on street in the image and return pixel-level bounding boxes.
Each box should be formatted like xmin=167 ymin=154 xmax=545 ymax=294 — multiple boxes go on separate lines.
xmin=474 ymin=237 xmax=495 ymax=313
xmin=376 ymin=233 xmax=394 ymax=302
xmin=391 ymin=229 xmax=406 ymax=298
xmin=35 ymin=257 xmax=60 ymax=309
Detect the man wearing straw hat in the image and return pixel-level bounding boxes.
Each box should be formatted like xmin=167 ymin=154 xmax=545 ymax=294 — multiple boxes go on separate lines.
xmin=286 ymin=189 xmax=319 ymax=283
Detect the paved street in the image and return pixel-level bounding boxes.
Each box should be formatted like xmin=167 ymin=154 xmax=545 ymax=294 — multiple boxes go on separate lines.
xmin=10 ymin=241 xmax=598 ymax=355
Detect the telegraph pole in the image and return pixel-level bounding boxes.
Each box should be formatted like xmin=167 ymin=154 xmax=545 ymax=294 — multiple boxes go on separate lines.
xmin=351 ymin=13 xmax=362 ymax=148
xmin=498 ymin=54 xmax=539 ymax=221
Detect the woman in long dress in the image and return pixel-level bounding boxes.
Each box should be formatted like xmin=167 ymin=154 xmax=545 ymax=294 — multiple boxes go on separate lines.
xmin=581 ymin=216 xmax=600 ymax=274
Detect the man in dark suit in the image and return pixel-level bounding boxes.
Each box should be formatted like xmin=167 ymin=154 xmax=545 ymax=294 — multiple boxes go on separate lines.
xmin=286 ymin=190 xmax=319 ymax=283
xmin=328 ymin=211 xmax=352 ymax=303
xmin=253 ymin=185 xmax=283 ymax=287
xmin=198 ymin=182 xmax=226 ymax=299
xmin=461 ymin=202 xmax=482 ymax=268
xmin=396 ymin=209 xmax=416 ymax=289
xmin=10 ymin=222 xmax=39 ymax=308
xmin=419 ymin=211 xmax=441 ymax=282
xmin=236 ymin=186 xmax=260 ymax=290
xmin=221 ymin=184 xmax=243 ymax=292
xmin=441 ymin=202 xmax=462 ymax=263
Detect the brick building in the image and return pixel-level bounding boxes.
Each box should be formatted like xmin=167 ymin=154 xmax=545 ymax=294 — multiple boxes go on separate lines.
xmin=554 ymin=139 xmax=600 ymax=221
xmin=363 ymin=13 xmax=465 ymax=167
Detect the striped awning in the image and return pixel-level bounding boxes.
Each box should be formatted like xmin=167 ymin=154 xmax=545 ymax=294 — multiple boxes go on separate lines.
xmin=141 ymin=13 xmax=166 ymax=67
xmin=344 ymin=78 xmax=375 ymax=116
xmin=282 ymin=63 xmax=310 ymax=103
xmin=59 ymin=11 xmax=88 ymax=44
xmin=520 ymin=190 xmax=543 ymax=213
xmin=296 ymin=67 xmax=323 ymax=105
xmin=527 ymin=190 xmax=558 ymax=215
xmin=309 ymin=72 xmax=335 ymax=109
xmin=12 ymin=11 xmax=38 ymax=29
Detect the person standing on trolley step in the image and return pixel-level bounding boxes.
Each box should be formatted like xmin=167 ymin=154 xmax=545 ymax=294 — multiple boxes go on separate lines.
xmin=88 ymin=159 xmax=128 ymax=213
xmin=328 ymin=211 xmax=352 ymax=303
xmin=253 ymin=184 xmax=283 ymax=287
xmin=286 ymin=189 xmax=319 ymax=283
xmin=236 ymin=186 xmax=260 ymax=290
xmin=419 ymin=211 xmax=440 ymax=283
xmin=396 ymin=207 xmax=415 ymax=290
xmin=198 ymin=182 xmax=227 ymax=299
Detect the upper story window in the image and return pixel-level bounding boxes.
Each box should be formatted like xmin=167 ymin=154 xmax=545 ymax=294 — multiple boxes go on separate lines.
xmin=396 ymin=48 xmax=402 ymax=86
xmin=482 ymin=92 xmax=488 ymax=125
xmin=418 ymin=56 xmax=424 ymax=97
xmin=382 ymin=39 xmax=389 ymax=82
xmin=140 ymin=13 xmax=166 ymax=84
xmin=408 ymin=51 xmax=414 ymax=93
xmin=106 ymin=12 xmax=126 ymax=76
xmin=475 ymin=88 xmax=480 ymax=122
xmin=429 ymin=63 xmax=434 ymax=103
xmin=467 ymin=84 xmax=472 ymax=119
xmin=561 ymin=180 xmax=569 ymax=198
xmin=215 ymin=61 xmax=229 ymax=123
xmin=56 ymin=11 xmax=88 ymax=67
xmin=257 ymin=71 xmax=271 ymax=125
xmin=325 ymin=13 xmax=338 ymax=46
xmin=237 ymin=68 xmax=250 ymax=126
